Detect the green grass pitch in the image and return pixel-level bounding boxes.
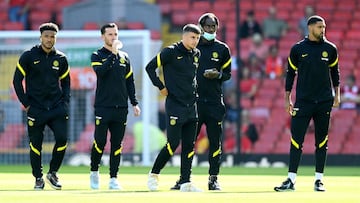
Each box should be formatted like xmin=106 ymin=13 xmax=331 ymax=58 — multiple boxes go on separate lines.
xmin=0 ymin=165 xmax=359 ymax=203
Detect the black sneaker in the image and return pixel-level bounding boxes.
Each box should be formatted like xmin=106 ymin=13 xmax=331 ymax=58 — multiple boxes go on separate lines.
xmin=208 ymin=175 xmax=221 ymax=190
xmin=274 ymin=178 xmax=295 ymax=192
xmin=34 ymin=177 xmax=44 ymax=190
xmin=314 ymin=179 xmax=325 ymax=192
xmin=170 ymin=179 xmax=181 ymax=190
xmin=46 ymin=172 xmax=62 ymax=190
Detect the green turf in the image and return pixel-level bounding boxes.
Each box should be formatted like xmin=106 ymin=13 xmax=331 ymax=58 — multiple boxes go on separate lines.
xmin=0 ymin=165 xmax=359 ymax=176
xmin=0 ymin=171 xmax=359 ymax=203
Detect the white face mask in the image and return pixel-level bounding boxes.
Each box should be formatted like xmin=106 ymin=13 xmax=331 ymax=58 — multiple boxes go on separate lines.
xmin=203 ymin=32 xmax=216 ymax=41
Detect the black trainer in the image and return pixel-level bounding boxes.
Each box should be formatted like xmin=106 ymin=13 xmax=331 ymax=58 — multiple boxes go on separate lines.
xmin=314 ymin=179 xmax=325 ymax=192
xmin=208 ymin=175 xmax=221 ymax=190
xmin=46 ymin=172 xmax=62 ymax=190
xmin=274 ymin=178 xmax=295 ymax=192
xmin=34 ymin=177 xmax=44 ymax=190
xmin=170 ymin=179 xmax=181 ymax=190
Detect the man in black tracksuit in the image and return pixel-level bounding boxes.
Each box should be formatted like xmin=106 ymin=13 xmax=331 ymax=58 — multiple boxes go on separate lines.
xmin=89 ymin=23 xmax=141 ymax=190
xmin=275 ymin=15 xmax=340 ymax=192
xmin=171 ymin=13 xmax=231 ymax=191
xmin=146 ymin=24 xmax=202 ymax=192
xmin=13 ymin=23 xmax=70 ymax=190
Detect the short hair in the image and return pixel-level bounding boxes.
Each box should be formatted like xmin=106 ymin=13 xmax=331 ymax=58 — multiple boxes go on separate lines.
xmin=39 ymin=22 xmax=59 ymax=33
xmin=182 ymin=24 xmax=201 ymax=34
xmin=198 ymin=12 xmax=219 ymax=27
xmin=100 ymin=23 xmax=118 ymax=35
xmin=307 ymin=15 xmax=325 ymax=25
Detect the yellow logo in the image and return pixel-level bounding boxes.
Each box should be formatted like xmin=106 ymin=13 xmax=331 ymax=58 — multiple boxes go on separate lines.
xmin=301 ymin=54 xmax=308 ymax=57
xmin=33 ymin=60 xmax=40 ymax=64
xmin=194 ymin=56 xmax=199 ymax=63
xmin=28 ymin=120 xmax=34 ymax=126
xmin=177 ymin=56 xmax=183 ymax=60
xmin=53 ymin=60 xmax=59 ymax=67
xmin=212 ymin=52 xmax=218 ymax=58
xmin=96 ymin=119 xmax=100 ymax=125
xmin=170 ymin=119 xmax=176 ymax=125
xmin=120 ymin=57 xmax=125 ymax=64
xmin=322 ymin=51 xmax=328 ymax=58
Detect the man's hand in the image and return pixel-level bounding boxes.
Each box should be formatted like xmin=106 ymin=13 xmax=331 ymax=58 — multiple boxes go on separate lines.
xmin=160 ymin=87 xmax=168 ymax=96
xmin=203 ymin=68 xmax=220 ymax=79
xmin=133 ymin=105 xmax=141 ymax=117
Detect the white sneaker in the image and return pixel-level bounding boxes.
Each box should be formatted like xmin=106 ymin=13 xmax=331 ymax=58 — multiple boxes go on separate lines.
xmin=90 ymin=171 xmax=99 ymax=189
xmin=109 ymin=177 xmax=122 ymax=190
xmin=147 ymin=172 xmax=159 ymax=191
xmin=180 ymin=182 xmax=202 ymax=192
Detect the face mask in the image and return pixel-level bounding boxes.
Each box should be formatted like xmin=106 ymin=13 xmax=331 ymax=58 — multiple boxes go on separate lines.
xmin=203 ymin=32 xmax=216 ymax=41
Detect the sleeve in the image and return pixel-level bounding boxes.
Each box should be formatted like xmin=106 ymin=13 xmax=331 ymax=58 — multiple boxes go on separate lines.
xmin=329 ymin=47 xmax=340 ymax=87
xmin=219 ymin=45 xmax=232 ymax=81
xmin=12 ymin=51 xmax=30 ymax=107
xmin=91 ymin=51 xmax=118 ymax=77
xmin=59 ymin=56 xmax=71 ymax=103
xmin=125 ymin=56 xmax=139 ymax=106
xmin=285 ymin=45 xmax=298 ymax=92
xmin=145 ymin=47 xmax=171 ymax=90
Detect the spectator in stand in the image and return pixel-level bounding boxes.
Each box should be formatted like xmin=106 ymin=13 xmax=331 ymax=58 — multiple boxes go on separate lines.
xmin=265 ymin=44 xmax=284 ymax=79
xmin=240 ymin=109 xmax=259 ymax=153
xmin=245 ymin=53 xmax=264 ymax=79
xmin=7 ymin=0 xmax=31 ymax=30
xmin=340 ymin=74 xmax=360 ymax=110
xmin=238 ymin=10 xmax=262 ymax=39
xmin=262 ymin=6 xmax=288 ymax=41
xmin=239 ymin=67 xmax=258 ymax=105
xmin=298 ymin=5 xmax=315 ymax=38
xmin=247 ymin=33 xmax=269 ymax=63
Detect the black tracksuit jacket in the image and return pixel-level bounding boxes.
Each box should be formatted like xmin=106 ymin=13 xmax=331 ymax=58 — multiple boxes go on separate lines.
xmin=13 ymin=45 xmax=70 ymax=110
xmin=286 ymin=37 xmax=340 ymax=102
xmin=91 ymin=47 xmax=138 ymax=108
xmin=146 ymin=42 xmax=200 ymax=108
xmin=196 ymin=38 xmax=232 ymax=105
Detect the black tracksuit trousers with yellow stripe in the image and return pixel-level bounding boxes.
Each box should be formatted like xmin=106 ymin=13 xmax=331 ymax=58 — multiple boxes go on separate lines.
xmin=151 ymin=99 xmax=197 ymax=184
xmin=289 ymin=99 xmax=333 ymax=174
xmin=27 ymin=103 xmax=68 ymax=179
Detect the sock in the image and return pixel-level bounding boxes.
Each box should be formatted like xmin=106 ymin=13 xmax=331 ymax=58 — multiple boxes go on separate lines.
xmin=288 ymin=172 xmax=297 ymax=183
xmin=315 ymin=172 xmax=323 ymax=181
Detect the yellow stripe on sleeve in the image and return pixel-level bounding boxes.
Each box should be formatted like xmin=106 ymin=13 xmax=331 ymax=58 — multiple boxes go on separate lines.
xmin=59 ymin=67 xmax=70 ymax=80
xmin=125 ymin=66 xmax=133 ymax=79
xmin=221 ymin=58 xmax=232 ymax=69
xmin=156 ymin=53 xmax=161 ymax=67
xmin=91 ymin=62 xmax=102 ymax=66
xmin=329 ymin=57 xmax=338 ymax=67
xmin=17 ymin=62 xmax=26 ymax=76
xmin=288 ymin=57 xmax=297 ymax=71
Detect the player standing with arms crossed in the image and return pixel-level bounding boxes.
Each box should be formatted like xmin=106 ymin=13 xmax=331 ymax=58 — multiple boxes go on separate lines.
xmin=274 ymin=15 xmax=340 ymax=192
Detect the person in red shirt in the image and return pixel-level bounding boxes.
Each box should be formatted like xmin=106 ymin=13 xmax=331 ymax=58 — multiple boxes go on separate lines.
xmin=265 ymin=44 xmax=284 ymax=79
